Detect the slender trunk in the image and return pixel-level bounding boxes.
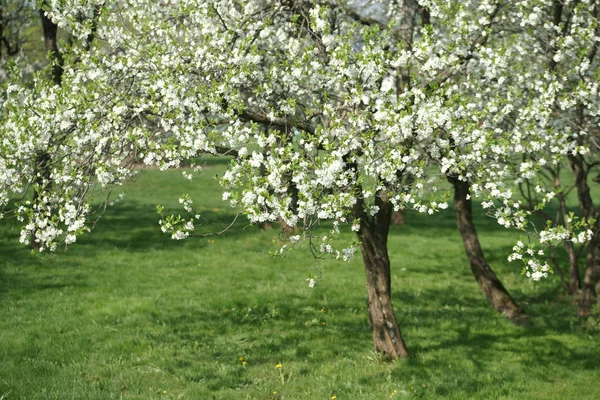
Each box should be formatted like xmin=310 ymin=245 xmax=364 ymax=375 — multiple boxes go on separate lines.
xmin=31 ymin=152 xmax=52 ymax=249
xmin=579 ymin=232 xmax=598 ymax=317
xmin=39 ymin=7 xmax=63 ymax=85
xmin=569 ymin=154 xmax=599 ymax=317
xmin=0 ymin=6 xmax=4 ymax=60
xmin=260 ymin=221 xmax=272 ymax=230
xmin=449 ymin=176 xmax=527 ymax=321
xmin=549 ymin=253 xmax=571 ymax=293
xmin=31 ymin=6 xmax=62 ymax=249
xmin=565 ymin=240 xmax=581 ymax=293
xmin=391 ymin=175 xmax=413 ymax=226
xmin=353 ymin=190 xmax=409 ymax=359
xmin=280 ymin=171 xmax=300 ymax=234
xmin=596 ymin=272 xmax=600 ymax=311
xmin=556 ymin=183 xmax=581 ymax=293
xmin=391 ymin=210 xmax=405 ymax=226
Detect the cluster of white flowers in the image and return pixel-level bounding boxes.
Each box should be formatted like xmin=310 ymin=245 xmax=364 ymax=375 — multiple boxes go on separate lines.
xmin=508 ymin=240 xmax=550 ymax=280
xmin=159 ymin=214 xmax=195 ymax=241
xmin=336 ymin=245 xmax=358 ymax=262
xmin=179 ymin=195 xmax=194 ymax=213
xmin=526 ymin=259 xmax=551 ymax=281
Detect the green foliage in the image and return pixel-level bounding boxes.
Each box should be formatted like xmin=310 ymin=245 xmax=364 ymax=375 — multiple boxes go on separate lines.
xmin=0 ymin=165 xmax=598 ymax=399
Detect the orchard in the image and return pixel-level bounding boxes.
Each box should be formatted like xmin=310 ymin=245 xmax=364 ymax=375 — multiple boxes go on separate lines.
xmin=0 ymin=1 xmax=599 ymax=396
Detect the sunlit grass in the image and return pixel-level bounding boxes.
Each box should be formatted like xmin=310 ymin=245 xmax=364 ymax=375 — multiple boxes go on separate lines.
xmin=0 ymin=161 xmax=598 ymax=399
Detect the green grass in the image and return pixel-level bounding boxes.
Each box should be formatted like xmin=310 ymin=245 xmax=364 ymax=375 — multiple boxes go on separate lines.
xmin=0 ymin=162 xmax=598 ymax=399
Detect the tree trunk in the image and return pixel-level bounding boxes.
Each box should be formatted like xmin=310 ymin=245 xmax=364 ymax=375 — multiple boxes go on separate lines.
xmin=579 ymin=233 xmax=598 ymax=317
xmin=556 ymin=185 xmax=581 ymax=293
xmin=260 ymin=221 xmax=272 ymax=230
xmin=279 ymin=171 xmax=300 ymax=235
xmin=596 ymin=270 xmax=600 ymax=311
xmin=391 ymin=174 xmax=413 ymax=226
xmin=569 ymin=154 xmax=599 ymax=317
xmin=31 ymin=6 xmax=62 ymax=249
xmin=449 ymin=176 xmax=527 ymax=322
xmin=357 ymin=228 xmax=409 ymax=358
xmin=565 ymin=240 xmax=581 ymax=294
xmin=353 ymin=190 xmax=409 ymax=359
xmin=39 ymin=7 xmax=63 ymax=85
xmin=391 ymin=210 xmax=405 ymax=226
xmin=31 ymin=152 xmax=52 ymax=250
xmin=1 ymin=5 xmax=4 ymax=61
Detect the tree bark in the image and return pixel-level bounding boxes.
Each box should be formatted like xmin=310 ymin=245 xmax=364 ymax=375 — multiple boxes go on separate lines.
xmin=579 ymin=232 xmax=598 ymax=317
xmin=449 ymin=176 xmax=527 ymax=322
xmin=555 ymin=178 xmax=581 ymax=293
xmin=569 ymin=154 xmax=599 ymax=317
xmin=31 ymin=6 xmax=62 ymax=249
xmin=565 ymin=236 xmax=582 ymax=293
xmin=353 ymin=190 xmax=409 ymax=359
xmin=1 ymin=5 xmax=4 ymax=60
xmin=279 ymin=169 xmax=300 ymax=235
xmin=39 ymin=7 xmax=63 ymax=85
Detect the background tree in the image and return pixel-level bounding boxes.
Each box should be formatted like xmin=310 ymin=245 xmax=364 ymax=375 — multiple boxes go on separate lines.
xmin=0 ymin=0 xmax=40 ymax=77
xmin=500 ymin=0 xmax=600 ymax=316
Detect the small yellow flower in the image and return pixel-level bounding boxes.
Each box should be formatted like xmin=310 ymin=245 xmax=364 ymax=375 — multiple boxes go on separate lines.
xmin=239 ymin=356 xmax=244 ymax=361
xmin=332 ymin=396 xmax=337 ymax=399
xmin=161 ymin=390 xmax=167 ymax=394
xmin=322 ymin=321 xmax=326 ymax=325
xmin=210 ymin=239 xmax=215 ymax=244
xmin=275 ymin=363 xmax=282 ymax=369
xmin=242 ymin=361 xmax=247 ymax=365
xmin=422 ymin=384 xmax=426 ymax=388
xmin=273 ymin=391 xmax=277 ymax=395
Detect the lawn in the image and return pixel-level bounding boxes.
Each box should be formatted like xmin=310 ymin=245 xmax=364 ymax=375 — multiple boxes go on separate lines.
xmin=0 ymin=161 xmax=598 ymax=399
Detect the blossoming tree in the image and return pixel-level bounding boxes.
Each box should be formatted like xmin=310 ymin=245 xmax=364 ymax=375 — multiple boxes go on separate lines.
xmin=1 ymin=0 xmax=598 ymax=357
xmin=499 ymin=0 xmax=600 ymax=316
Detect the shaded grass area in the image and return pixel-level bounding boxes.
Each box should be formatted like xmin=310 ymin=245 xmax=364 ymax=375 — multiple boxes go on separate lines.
xmin=0 ymin=165 xmax=599 ymax=399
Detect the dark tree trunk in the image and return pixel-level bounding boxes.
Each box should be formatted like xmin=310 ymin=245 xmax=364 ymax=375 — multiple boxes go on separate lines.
xmin=260 ymin=221 xmax=272 ymax=230
xmin=39 ymin=7 xmax=63 ymax=85
xmin=353 ymin=191 xmax=409 ymax=359
xmin=31 ymin=152 xmax=52 ymax=250
xmin=449 ymin=176 xmax=527 ymax=321
xmin=391 ymin=174 xmax=413 ymax=226
xmin=31 ymin=6 xmax=62 ymax=249
xmin=279 ymin=170 xmax=300 ymax=235
xmin=565 ymin=238 xmax=581 ymax=293
xmin=579 ymin=233 xmax=598 ymax=317
xmin=1 ymin=5 xmax=4 ymax=60
xmin=569 ymin=154 xmax=599 ymax=317
xmin=596 ymin=271 xmax=600 ymax=311
xmin=556 ymin=184 xmax=581 ymax=293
